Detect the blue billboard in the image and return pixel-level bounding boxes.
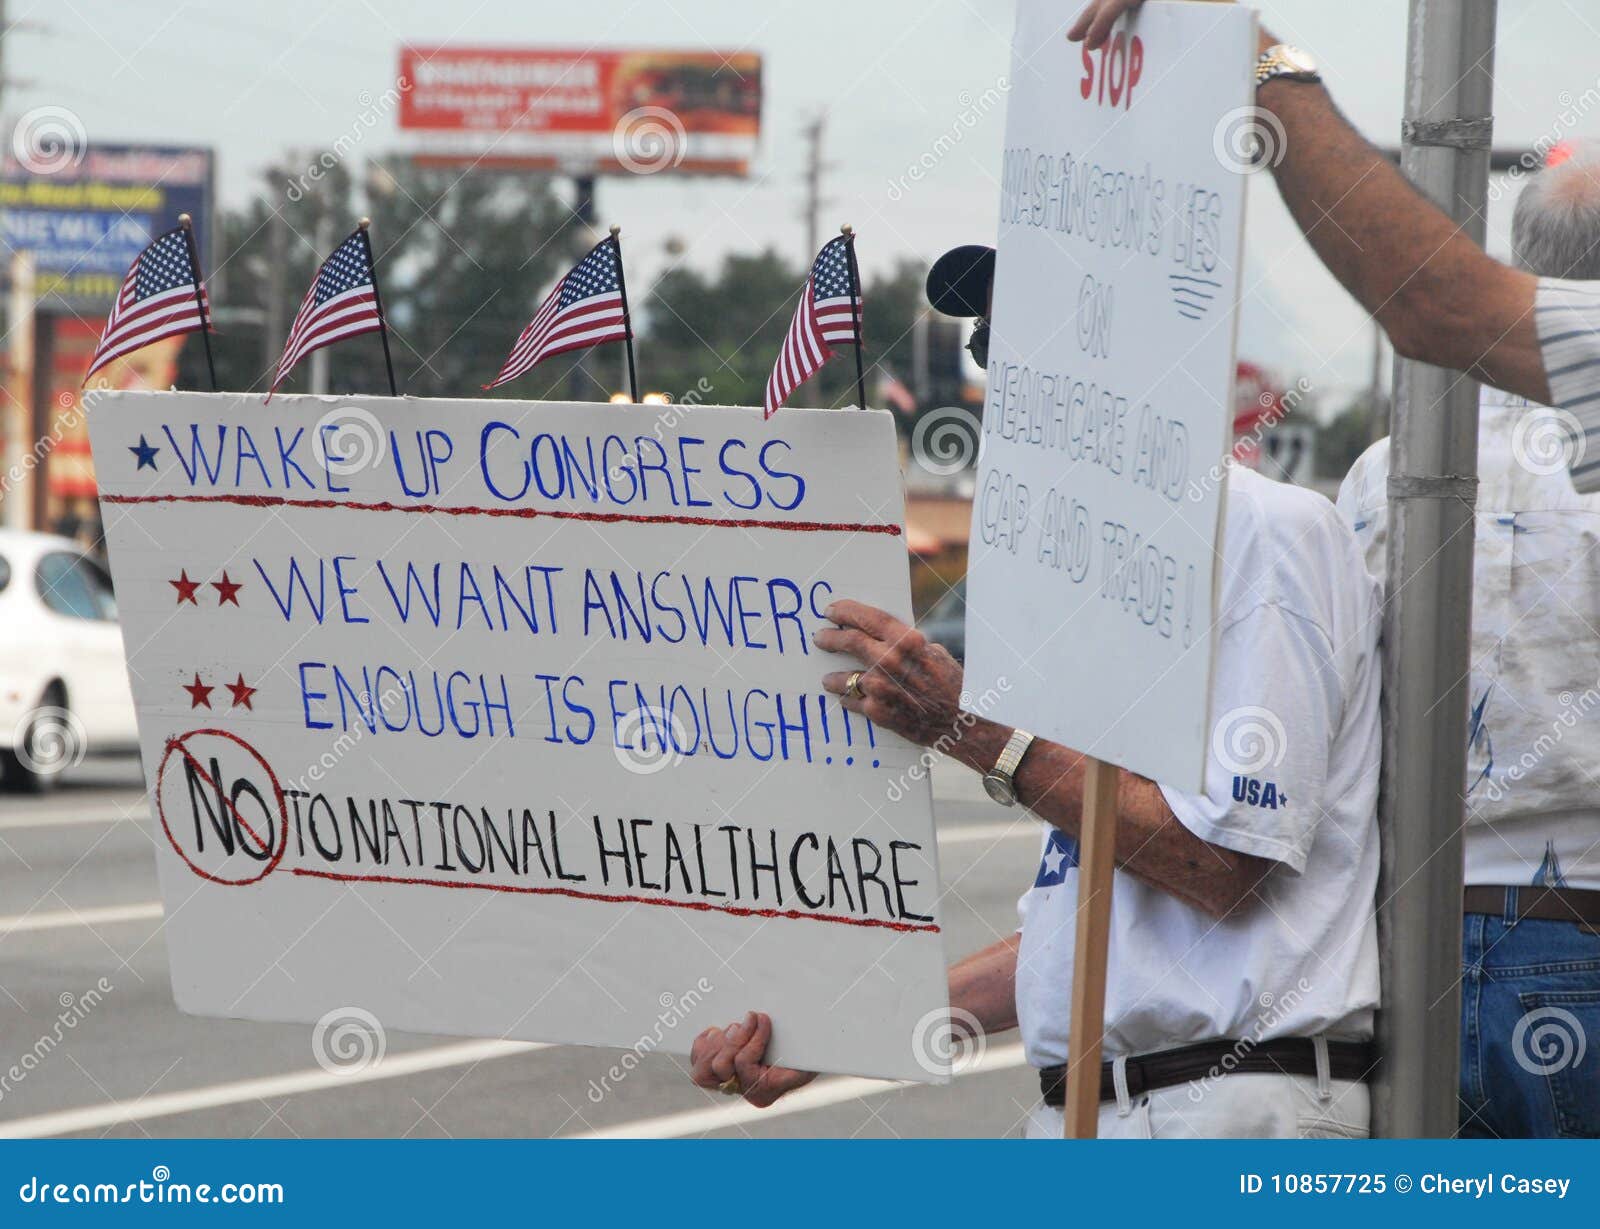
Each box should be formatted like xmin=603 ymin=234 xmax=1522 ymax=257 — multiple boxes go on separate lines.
xmin=0 ymin=143 xmax=214 ymax=310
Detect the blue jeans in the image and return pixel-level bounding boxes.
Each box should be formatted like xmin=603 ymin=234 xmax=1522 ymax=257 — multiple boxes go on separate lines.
xmin=1459 ymin=896 xmax=1600 ymax=1137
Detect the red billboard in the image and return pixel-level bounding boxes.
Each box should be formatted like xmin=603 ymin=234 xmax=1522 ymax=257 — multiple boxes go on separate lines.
xmin=398 ymin=47 xmax=762 ymax=176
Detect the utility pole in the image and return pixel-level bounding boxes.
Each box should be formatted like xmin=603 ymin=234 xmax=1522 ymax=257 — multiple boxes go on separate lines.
xmin=1374 ymin=0 xmax=1496 ymax=1138
xmin=800 ymin=111 xmax=827 ymax=261
xmin=264 ymin=203 xmax=286 ymax=390
xmin=2 ymin=251 xmax=33 ymax=529
xmin=0 ymin=0 xmax=9 ymax=118
xmin=569 ymin=176 xmax=600 ymax=400
xmin=308 ymin=212 xmax=333 ymax=395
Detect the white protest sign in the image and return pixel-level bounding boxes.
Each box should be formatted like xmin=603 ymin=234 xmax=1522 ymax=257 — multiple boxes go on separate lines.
xmin=962 ymin=0 xmax=1256 ymax=790
xmin=88 ymin=392 xmax=950 ymax=1082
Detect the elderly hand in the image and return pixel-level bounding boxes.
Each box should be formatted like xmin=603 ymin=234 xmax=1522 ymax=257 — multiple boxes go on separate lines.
xmin=1068 ymin=0 xmax=1145 ymax=50
xmin=689 ymin=1012 xmax=817 ymax=1108
xmin=815 ymin=600 xmax=971 ymax=751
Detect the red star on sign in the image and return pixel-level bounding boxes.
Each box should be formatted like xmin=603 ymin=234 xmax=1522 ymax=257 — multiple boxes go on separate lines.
xmin=170 ymin=570 xmax=201 ymax=605
xmin=224 ymin=674 xmax=257 ymax=710
xmin=183 ymin=672 xmax=213 ymax=709
xmin=212 ymin=571 xmax=243 ymax=606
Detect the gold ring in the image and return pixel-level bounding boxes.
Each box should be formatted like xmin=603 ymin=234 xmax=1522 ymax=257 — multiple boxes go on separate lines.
xmin=845 ymin=670 xmax=866 ymax=699
xmin=717 ymin=1074 xmax=743 ymax=1096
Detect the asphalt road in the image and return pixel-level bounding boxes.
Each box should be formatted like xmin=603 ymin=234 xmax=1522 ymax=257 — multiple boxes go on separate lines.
xmin=0 ymin=757 xmax=1044 ymax=1139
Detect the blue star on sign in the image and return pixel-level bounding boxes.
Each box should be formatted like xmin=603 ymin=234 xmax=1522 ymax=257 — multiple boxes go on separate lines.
xmin=129 ymin=434 xmax=160 ymax=470
xmin=1033 ymin=828 xmax=1080 ymax=888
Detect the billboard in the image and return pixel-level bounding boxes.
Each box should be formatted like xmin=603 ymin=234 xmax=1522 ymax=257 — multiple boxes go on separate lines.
xmin=398 ymin=47 xmax=761 ymax=175
xmin=0 ymin=143 xmax=214 ymax=311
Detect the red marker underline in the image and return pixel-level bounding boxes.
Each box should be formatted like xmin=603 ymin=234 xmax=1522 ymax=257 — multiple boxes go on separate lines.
xmin=100 ymin=492 xmax=902 ymax=537
xmin=289 ymin=866 xmax=940 ymax=935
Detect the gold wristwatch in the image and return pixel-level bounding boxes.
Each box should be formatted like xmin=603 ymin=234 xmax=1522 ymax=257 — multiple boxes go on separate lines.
xmin=982 ymin=728 xmax=1035 ymax=807
xmin=1255 ymin=44 xmax=1321 ymax=86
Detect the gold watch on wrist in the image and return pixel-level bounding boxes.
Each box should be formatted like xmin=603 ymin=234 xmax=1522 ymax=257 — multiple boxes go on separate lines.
xmin=1255 ymin=44 xmax=1321 ymax=87
xmin=982 ymin=728 xmax=1035 ymax=807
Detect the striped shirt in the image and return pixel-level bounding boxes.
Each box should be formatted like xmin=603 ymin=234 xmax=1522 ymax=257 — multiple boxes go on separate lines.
xmin=1538 ymin=277 xmax=1600 ymax=491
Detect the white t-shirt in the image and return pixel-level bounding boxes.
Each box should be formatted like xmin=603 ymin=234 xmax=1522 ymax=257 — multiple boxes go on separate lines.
xmin=1015 ymin=465 xmax=1382 ymax=1068
xmin=1338 ymin=385 xmax=1600 ymax=890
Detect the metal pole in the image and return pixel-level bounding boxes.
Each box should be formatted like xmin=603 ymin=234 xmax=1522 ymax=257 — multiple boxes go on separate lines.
xmin=309 ymin=214 xmax=333 ymax=396
xmin=2 ymin=250 xmax=33 ymax=530
xmin=801 ymin=113 xmax=826 ymax=264
xmin=265 ymin=202 xmax=286 ymax=390
xmin=1374 ymin=0 xmax=1496 ymax=1139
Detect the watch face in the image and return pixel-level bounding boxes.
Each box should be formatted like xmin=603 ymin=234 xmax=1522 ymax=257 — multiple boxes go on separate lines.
xmin=983 ymin=773 xmax=1016 ymax=806
xmin=1280 ymin=46 xmax=1317 ymax=74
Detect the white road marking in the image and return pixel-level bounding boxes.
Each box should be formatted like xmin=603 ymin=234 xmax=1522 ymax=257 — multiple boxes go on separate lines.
xmin=0 ymin=1039 xmax=548 ymax=1139
xmin=573 ymin=1041 xmax=1030 ymax=1139
xmin=0 ymin=902 xmax=164 ymax=935
xmin=0 ymin=809 xmax=149 ymax=832
xmin=937 ymin=822 xmax=1038 ymax=846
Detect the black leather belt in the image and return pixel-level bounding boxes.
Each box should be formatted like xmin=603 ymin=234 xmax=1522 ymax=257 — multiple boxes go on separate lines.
xmin=1039 ymin=1037 xmax=1376 ymax=1107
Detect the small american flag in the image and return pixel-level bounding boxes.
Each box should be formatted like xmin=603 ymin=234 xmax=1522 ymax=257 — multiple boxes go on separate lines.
xmin=764 ymin=235 xmax=862 ymax=418
xmin=271 ymin=229 xmax=384 ymax=397
xmin=85 ymin=227 xmax=209 ymax=383
xmin=484 ymin=236 xmax=630 ymax=390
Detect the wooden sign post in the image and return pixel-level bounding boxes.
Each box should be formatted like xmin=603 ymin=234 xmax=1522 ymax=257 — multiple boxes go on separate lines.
xmin=1063 ymin=757 xmax=1119 ymax=1138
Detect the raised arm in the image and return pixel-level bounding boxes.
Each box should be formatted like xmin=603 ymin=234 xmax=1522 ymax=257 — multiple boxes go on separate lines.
xmin=1071 ymin=0 xmax=1551 ymax=404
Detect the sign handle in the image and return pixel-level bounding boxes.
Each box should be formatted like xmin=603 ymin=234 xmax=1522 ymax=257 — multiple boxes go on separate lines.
xmin=1063 ymin=755 xmax=1119 ymax=1138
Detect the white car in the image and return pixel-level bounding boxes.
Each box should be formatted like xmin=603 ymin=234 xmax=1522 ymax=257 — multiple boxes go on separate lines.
xmin=0 ymin=528 xmax=139 ymax=791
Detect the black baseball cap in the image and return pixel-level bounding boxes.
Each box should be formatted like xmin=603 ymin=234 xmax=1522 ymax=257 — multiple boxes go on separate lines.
xmin=925 ymin=244 xmax=995 ymax=318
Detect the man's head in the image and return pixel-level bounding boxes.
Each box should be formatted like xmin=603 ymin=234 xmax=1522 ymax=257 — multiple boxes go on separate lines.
xmin=1513 ymin=144 xmax=1600 ymax=280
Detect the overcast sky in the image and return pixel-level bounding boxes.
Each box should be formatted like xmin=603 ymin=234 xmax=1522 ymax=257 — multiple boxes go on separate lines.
xmin=20 ymin=0 xmax=1600 ymax=412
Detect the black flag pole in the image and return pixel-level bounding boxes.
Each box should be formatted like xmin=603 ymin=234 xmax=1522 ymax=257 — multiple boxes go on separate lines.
xmin=178 ymin=213 xmax=218 ymax=391
xmin=610 ymin=224 xmax=640 ymax=402
xmin=841 ymin=224 xmax=867 ymax=411
xmin=357 ymin=217 xmax=399 ymax=397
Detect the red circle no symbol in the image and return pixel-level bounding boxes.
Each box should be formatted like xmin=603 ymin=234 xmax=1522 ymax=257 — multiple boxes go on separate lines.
xmin=156 ymin=727 xmax=288 ymax=886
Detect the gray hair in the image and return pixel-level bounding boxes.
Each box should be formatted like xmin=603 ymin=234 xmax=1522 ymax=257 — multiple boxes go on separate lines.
xmin=1513 ymin=145 xmax=1600 ymax=280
